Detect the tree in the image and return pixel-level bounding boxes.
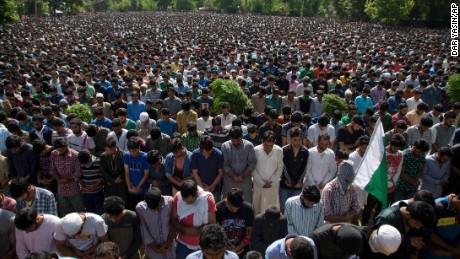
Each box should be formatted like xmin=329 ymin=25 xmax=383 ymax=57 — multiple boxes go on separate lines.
xmin=176 ymin=0 xmax=194 ymax=10
xmin=365 ymin=0 xmax=414 ymax=22
xmin=447 ymin=74 xmax=460 ymax=104
xmin=0 ymin=0 xmax=18 ymax=24
xmin=156 ymin=0 xmax=172 ymax=9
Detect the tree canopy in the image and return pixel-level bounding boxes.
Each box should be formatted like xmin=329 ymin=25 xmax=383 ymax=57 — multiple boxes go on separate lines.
xmin=1 ymin=0 xmax=458 ymax=26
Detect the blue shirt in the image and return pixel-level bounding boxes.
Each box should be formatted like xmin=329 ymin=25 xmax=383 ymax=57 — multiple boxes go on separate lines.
xmin=190 ymin=147 xmax=224 ymax=186
xmin=388 ymin=96 xmax=406 ymax=114
xmin=265 ymin=235 xmax=318 ymax=259
xmin=107 ymin=86 xmax=125 ymax=101
xmin=122 ymin=151 xmax=151 ymax=195
xmin=0 ymin=127 xmax=10 ymax=152
xmin=127 ymin=101 xmax=147 ymax=121
xmin=157 ymin=119 xmax=178 ymax=137
xmin=91 ymin=118 xmax=112 ymax=130
xmin=354 ymin=95 xmax=373 ymax=115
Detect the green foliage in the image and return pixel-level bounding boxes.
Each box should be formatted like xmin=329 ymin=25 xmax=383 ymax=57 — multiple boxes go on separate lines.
xmin=176 ymin=0 xmax=195 ymax=10
xmin=365 ymin=0 xmax=414 ymax=22
xmin=157 ymin=0 xmax=172 ymax=9
xmin=447 ymin=74 xmax=460 ymax=104
xmin=0 ymin=0 xmax=19 ymax=24
xmin=322 ymin=94 xmax=348 ymax=116
xmin=210 ymin=79 xmax=252 ymax=116
xmin=64 ymin=103 xmax=93 ymax=123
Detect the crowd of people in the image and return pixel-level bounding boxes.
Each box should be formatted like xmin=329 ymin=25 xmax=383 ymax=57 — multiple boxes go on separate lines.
xmin=0 ymin=10 xmax=459 ymax=259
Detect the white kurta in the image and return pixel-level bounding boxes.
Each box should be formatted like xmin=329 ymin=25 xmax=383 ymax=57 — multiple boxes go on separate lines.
xmin=252 ymin=144 xmax=284 ymax=214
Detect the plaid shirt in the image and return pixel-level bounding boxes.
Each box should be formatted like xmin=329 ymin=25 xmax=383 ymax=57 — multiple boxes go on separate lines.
xmin=0 ymin=194 xmax=17 ymax=213
xmin=50 ymin=148 xmax=82 ymax=196
xmin=321 ymin=179 xmax=360 ymax=219
xmin=16 ymin=187 xmax=58 ymax=216
xmin=181 ymin=131 xmax=204 ymax=152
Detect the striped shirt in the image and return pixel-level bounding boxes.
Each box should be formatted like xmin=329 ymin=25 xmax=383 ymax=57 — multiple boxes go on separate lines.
xmin=81 ymin=157 xmax=103 ymax=194
xmin=204 ymin=127 xmax=229 ymax=149
xmin=285 ymin=196 xmax=324 ymax=236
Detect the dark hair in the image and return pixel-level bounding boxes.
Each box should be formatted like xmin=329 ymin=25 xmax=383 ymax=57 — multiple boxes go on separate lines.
xmin=10 ymin=178 xmax=31 ymax=199
xmin=69 ymin=118 xmax=82 ymax=126
xmin=351 ymin=115 xmax=364 ymax=126
xmin=32 ymin=139 xmax=48 ymax=154
xmin=317 ymin=114 xmax=329 ymax=127
xmin=416 ymin=102 xmax=429 ymax=112
xmin=127 ymin=137 xmax=142 ymax=150
xmin=226 ymin=188 xmax=244 ymax=208
xmin=126 ymin=129 xmax=139 ymax=139
xmin=103 ymin=196 xmax=125 ymax=215
xmin=438 ymin=147 xmax=454 ymax=158
xmin=302 ymin=184 xmax=321 ymax=203
xmin=413 ymin=190 xmax=435 ymax=208
xmin=389 ymin=133 xmax=406 ymax=148
xmin=144 ymin=186 xmax=162 ymax=209
xmin=106 ymin=137 xmax=118 ymax=148
xmin=357 ymin=135 xmax=370 ymax=145
xmin=199 ymin=224 xmax=227 ymax=250
xmin=95 ymin=242 xmax=120 ymax=259
xmin=6 ymin=121 xmax=21 ymax=133
xmin=291 ymin=111 xmax=303 ymax=122
xmin=199 ymin=135 xmax=214 ymax=151
xmin=261 ymin=130 xmax=276 ymax=142
xmin=406 ymin=201 xmax=436 ymax=228
xmin=212 ymin=116 xmax=222 ymax=126
xmin=229 ymin=126 xmax=243 ymax=139
xmin=5 ymin=135 xmax=23 ymax=149
xmin=77 ymin=150 xmax=92 ymax=164
xmin=412 ymin=139 xmax=430 ymax=153
xmin=395 ymin=120 xmax=408 ymax=130
xmin=444 ymin=111 xmax=457 ymax=120
xmin=181 ymin=179 xmax=198 ymax=199
xmin=14 ymin=207 xmax=37 ymax=231
xmin=244 ymin=251 xmax=263 ymax=259
xmin=32 ymin=114 xmax=45 ymax=122
xmin=171 ymin=138 xmax=184 ymax=153
xmin=289 ymin=127 xmax=303 ymax=139
xmin=419 ymin=116 xmax=434 ymax=127
xmin=290 ymin=237 xmax=314 ymax=259
xmin=85 ymin=124 xmax=98 ymax=137
xmin=150 ymin=127 xmax=162 ymax=139
xmin=336 ymin=149 xmax=349 ymax=160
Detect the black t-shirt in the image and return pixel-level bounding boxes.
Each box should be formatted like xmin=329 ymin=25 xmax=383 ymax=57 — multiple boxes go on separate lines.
xmin=337 ymin=126 xmax=365 ymax=145
xmin=216 ymin=200 xmax=255 ymax=246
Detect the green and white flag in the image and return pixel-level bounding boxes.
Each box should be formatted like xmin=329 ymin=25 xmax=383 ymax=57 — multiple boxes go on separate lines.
xmin=354 ymin=118 xmax=388 ymax=208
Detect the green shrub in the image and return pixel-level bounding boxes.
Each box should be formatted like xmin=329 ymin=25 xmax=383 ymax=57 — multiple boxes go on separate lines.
xmin=322 ymin=94 xmax=348 ymax=116
xmin=447 ymin=73 xmax=460 ymax=104
xmin=64 ymin=103 xmax=93 ymax=123
xmin=210 ymin=79 xmax=252 ymax=115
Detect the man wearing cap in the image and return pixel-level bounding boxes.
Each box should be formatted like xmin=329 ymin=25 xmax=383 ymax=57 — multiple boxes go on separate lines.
xmin=55 ymin=212 xmax=109 ymax=258
xmin=310 ymin=223 xmax=402 ymax=259
xmin=92 ymin=93 xmax=112 ymax=119
xmin=374 ymin=201 xmax=436 ymax=257
xmin=321 ymin=160 xmax=360 ymax=223
xmin=136 ymin=112 xmax=156 ymax=140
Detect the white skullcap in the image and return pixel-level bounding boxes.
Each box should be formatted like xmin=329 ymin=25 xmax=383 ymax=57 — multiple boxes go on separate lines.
xmin=60 ymin=213 xmax=83 ymax=236
xmin=369 ymin=224 xmax=402 ymax=256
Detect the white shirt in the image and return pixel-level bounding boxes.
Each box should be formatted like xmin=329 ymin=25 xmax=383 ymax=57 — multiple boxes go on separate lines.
xmin=296 ymin=83 xmax=313 ymax=97
xmin=307 ymin=124 xmax=336 ymax=146
xmin=305 ymin=147 xmax=336 ymax=186
xmin=406 ymin=97 xmax=423 ymax=112
xmin=197 ymin=117 xmax=213 ymax=132
xmin=217 ymin=113 xmax=237 ymax=127
xmin=349 ymin=150 xmax=368 ymax=207
xmin=67 ymin=132 xmax=95 ymax=152
xmin=107 ymin=129 xmax=128 ymax=151
xmin=16 ymin=215 xmax=61 ymax=259
xmin=252 ymin=144 xmax=284 ymax=187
